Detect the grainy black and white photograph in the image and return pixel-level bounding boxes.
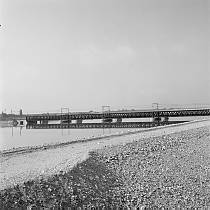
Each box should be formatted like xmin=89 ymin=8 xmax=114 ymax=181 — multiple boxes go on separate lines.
xmin=0 ymin=0 xmax=210 ymax=209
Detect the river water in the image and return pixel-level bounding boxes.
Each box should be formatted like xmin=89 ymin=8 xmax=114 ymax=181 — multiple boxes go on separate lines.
xmin=1 ymin=116 xmax=208 ymax=151
xmin=1 ymin=119 xmax=209 ymax=190
xmin=0 ymin=124 xmax=137 ymax=151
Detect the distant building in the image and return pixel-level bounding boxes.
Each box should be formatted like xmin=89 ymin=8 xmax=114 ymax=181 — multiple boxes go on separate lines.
xmin=20 ymin=109 xmax=23 ymax=116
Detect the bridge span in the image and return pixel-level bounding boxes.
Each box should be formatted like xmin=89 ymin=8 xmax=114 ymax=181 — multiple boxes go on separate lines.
xmin=26 ymin=108 xmax=210 ymax=129
xmin=26 ymin=121 xmax=188 ymax=129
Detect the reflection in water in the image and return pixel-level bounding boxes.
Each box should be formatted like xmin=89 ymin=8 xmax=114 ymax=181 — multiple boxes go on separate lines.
xmin=20 ymin=126 xmax=23 ymax=136
xmin=1 ymin=116 xmax=206 ymax=151
xmin=0 ymin=124 xmax=136 ymax=151
xmin=10 ymin=126 xmax=23 ymax=137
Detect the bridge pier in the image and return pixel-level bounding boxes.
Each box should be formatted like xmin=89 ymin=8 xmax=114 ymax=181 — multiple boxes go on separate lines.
xmin=61 ymin=119 xmax=72 ymax=124
xmin=152 ymin=117 xmax=162 ymax=122
xmin=152 ymin=116 xmax=169 ymax=122
xmin=41 ymin=120 xmax=48 ymax=124
xmin=28 ymin=121 xmax=37 ymax=125
xmin=163 ymin=116 xmax=169 ymax=122
xmin=76 ymin=119 xmax=83 ymax=124
xmin=116 ymin=118 xmax=122 ymax=123
xmin=102 ymin=118 xmax=113 ymax=123
xmin=19 ymin=121 xmax=24 ymax=125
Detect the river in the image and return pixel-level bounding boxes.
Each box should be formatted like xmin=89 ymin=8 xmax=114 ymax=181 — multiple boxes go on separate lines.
xmin=1 ymin=116 xmax=208 ymax=151
xmin=0 ymin=123 xmax=137 ymax=151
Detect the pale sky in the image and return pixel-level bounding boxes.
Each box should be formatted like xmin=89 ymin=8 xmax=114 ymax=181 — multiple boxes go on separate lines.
xmin=0 ymin=0 xmax=209 ymax=113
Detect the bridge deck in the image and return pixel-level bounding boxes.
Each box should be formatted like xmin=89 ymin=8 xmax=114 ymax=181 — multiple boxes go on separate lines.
xmin=26 ymin=108 xmax=210 ymax=122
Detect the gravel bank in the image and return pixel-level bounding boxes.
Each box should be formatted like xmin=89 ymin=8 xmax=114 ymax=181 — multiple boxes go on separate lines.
xmin=0 ymin=120 xmax=210 ymax=191
xmin=0 ymin=121 xmax=210 ymax=208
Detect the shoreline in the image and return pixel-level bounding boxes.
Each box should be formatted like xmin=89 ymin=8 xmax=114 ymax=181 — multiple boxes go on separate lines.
xmin=0 ymin=120 xmax=210 ymax=191
xmin=1 ymin=118 xmax=209 ymax=157
xmin=1 ymin=123 xmax=209 ymax=208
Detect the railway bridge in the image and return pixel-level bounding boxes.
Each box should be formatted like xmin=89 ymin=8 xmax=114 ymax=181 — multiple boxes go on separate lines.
xmin=26 ymin=107 xmax=210 ymax=129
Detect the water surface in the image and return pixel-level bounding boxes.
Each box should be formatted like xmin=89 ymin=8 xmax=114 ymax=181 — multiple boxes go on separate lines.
xmin=0 ymin=124 xmax=136 ymax=151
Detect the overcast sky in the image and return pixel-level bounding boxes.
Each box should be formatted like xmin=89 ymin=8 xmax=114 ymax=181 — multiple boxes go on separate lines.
xmin=0 ymin=0 xmax=209 ymax=113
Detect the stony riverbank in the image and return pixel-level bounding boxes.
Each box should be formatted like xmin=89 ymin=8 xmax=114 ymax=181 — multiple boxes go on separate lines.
xmin=0 ymin=125 xmax=209 ymax=209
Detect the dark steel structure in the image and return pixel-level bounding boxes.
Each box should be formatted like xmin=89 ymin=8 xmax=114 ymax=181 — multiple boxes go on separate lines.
xmin=26 ymin=121 xmax=188 ymax=129
xmin=26 ymin=108 xmax=210 ymax=122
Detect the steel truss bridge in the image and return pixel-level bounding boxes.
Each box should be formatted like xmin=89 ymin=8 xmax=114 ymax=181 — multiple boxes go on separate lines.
xmin=26 ymin=121 xmax=189 ymax=129
xmin=26 ymin=107 xmax=210 ymax=129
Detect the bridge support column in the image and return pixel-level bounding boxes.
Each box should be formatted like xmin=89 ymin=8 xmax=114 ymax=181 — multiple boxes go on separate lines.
xmin=152 ymin=116 xmax=169 ymax=122
xmin=41 ymin=120 xmax=48 ymax=124
xmin=116 ymin=118 xmax=122 ymax=123
xmin=27 ymin=121 xmax=37 ymax=125
xmin=76 ymin=119 xmax=83 ymax=124
xmin=163 ymin=116 xmax=169 ymax=122
xmin=102 ymin=118 xmax=113 ymax=123
xmin=152 ymin=117 xmax=162 ymax=122
xmin=61 ymin=120 xmax=72 ymax=124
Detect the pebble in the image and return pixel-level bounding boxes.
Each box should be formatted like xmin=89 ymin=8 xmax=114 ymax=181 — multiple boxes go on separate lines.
xmin=0 ymin=124 xmax=210 ymax=208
